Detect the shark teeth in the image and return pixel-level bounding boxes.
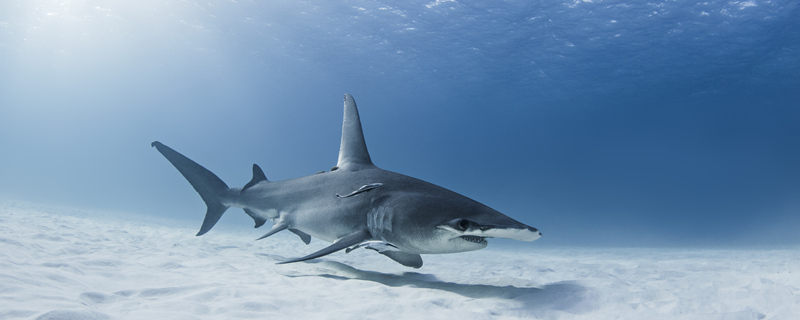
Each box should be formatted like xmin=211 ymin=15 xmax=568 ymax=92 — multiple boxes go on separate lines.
xmin=460 ymin=235 xmax=487 ymax=244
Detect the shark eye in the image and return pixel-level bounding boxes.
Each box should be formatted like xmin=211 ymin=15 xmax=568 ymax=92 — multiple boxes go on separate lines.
xmin=457 ymin=219 xmax=470 ymax=231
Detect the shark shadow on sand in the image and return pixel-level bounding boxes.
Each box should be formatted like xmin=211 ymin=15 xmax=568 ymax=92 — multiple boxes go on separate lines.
xmin=265 ymin=254 xmax=591 ymax=315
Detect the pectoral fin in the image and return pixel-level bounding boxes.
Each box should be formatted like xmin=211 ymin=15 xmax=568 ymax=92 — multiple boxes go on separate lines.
xmin=344 ymin=240 xmax=423 ymax=268
xmin=380 ymin=251 xmax=423 ymax=268
xmin=277 ymin=230 xmax=370 ymax=265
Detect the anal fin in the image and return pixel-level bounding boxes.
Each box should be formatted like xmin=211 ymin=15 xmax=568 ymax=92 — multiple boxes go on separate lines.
xmin=277 ymin=230 xmax=370 ymax=265
xmin=244 ymin=209 xmax=267 ymax=228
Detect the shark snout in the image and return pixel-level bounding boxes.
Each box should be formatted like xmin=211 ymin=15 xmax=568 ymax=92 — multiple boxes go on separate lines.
xmin=530 ymin=227 xmax=543 ymax=240
xmin=481 ymin=225 xmax=542 ymax=241
xmin=439 ymin=217 xmax=542 ymax=242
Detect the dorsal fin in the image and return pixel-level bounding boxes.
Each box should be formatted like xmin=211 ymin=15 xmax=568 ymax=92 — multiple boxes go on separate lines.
xmin=336 ymin=94 xmax=374 ymax=171
xmin=242 ymin=164 xmax=268 ymax=191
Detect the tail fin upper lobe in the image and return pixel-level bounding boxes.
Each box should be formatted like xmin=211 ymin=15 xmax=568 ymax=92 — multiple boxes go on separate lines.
xmin=152 ymin=141 xmax=230 ymax=236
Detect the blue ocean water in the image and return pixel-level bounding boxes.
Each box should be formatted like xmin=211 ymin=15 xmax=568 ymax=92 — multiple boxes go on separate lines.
xmin=0 ymin=0 xmax=798 ymax=246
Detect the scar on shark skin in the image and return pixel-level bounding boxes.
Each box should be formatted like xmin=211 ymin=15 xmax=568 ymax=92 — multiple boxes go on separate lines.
xmin=152 ymin=94 xmax=541 ymax=268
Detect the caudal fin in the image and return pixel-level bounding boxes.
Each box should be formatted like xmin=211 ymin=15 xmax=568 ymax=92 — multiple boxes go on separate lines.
xmin=152 ymin=141 xmax=230 ymax=236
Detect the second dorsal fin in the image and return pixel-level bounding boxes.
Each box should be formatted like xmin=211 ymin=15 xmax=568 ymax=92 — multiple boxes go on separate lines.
xmin=335 ymin=94 xmax=374 ymax=171
xmin=242 ymin=164 xmax=268 ymax=191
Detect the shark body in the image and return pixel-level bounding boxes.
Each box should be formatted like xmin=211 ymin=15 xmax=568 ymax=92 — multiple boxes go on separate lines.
xmin=152 ymin=94 xmax=541 ymax=268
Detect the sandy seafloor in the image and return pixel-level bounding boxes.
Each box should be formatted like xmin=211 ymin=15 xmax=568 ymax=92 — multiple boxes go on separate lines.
xmin=1 ymin=201 xmax=798 ymax=320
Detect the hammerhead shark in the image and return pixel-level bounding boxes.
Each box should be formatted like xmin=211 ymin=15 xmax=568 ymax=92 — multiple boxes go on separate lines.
xmin=152 ymin=94 xmax=541 ymax=268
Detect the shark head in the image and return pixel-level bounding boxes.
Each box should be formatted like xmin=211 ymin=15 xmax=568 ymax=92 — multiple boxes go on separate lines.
xmin=369 ymin=190 xmax=542 ymax=254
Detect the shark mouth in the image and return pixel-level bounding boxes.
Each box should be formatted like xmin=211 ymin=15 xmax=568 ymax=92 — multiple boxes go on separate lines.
xmin=460 ymin=235 xmax=488 ymax=244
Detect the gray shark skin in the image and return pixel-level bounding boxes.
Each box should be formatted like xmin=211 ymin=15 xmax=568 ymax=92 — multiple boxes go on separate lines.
xmin=152 ymin=94 xmax=541 ymax=268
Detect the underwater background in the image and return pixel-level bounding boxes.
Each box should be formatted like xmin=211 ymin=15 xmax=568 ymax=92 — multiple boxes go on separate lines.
xmin=1 ymin=0 xmax=798 ymax=247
